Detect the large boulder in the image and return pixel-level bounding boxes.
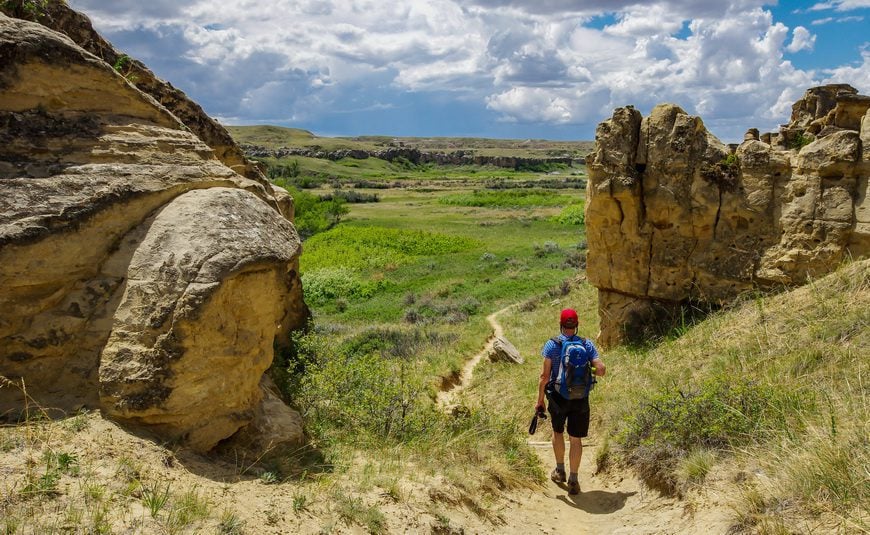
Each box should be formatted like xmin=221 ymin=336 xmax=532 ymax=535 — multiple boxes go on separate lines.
xmin=0 ymin=12 xmax=308 ymax=452
xmin=586 ymin=85 xmax=870 ymax=347
xmin=0 ymin=1 xmax=267 ymax=183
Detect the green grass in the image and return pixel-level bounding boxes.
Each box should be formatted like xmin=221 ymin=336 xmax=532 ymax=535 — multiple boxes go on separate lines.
xmin=479 ymin=259 xmax=869 ymax=532
xmin=268 ymin=177 xmax=586 ymax=510
xmin=301 ymin=225 xmax=479 ymax=272
xmin=438 ymin=189 xmax=578 ymax=208
xmin=262 ymin=154 xmax=586 ymax=186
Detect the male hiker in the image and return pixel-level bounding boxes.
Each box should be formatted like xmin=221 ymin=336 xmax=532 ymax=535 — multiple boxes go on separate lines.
xmin=534 ymin=308 xmax=606 ymax=495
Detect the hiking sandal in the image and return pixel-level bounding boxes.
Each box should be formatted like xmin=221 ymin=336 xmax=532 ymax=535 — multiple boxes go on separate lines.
xmin=550 ymin=468 xmax=566 ymax=483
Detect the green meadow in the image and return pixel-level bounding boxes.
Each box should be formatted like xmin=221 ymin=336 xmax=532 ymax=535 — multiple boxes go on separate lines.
xmin=278 ymin=164 xmax=868 ymax=532
xmin=297 ymin=185 xmax=587 ymax=383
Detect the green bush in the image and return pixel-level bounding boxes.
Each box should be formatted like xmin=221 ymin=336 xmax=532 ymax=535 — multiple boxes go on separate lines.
xmin=1 ymin=0 xmax=48 ymax=19
xmin=439 ymin=189 xmax=576 ymax=208
xmin=553 ymin=203 xmax=585 ymax=225
xmin=282 ymin=186 xmax=348 ymax=239
xmin=621 ymin=378 xmax=804 ymax=451
xmin=295 ymin=332 xmax=440 ymax=441
xmin=319 ymin=190 xmax=380 ymax=203
xmin=339 ymin=327 xmax=457 ymax=360
xmin=301 ymin=225 xmax=478 ymax=272
xmin=618 ymin=377 xmax=810 ymax=494
xmin=301 ymin=267 xmax=386 ymax=306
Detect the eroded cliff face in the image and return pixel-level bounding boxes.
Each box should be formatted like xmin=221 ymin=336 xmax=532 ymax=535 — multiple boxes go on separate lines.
xmin=0 ymin=12 xmax=308 ymax=453
xmin=0 ymin=1 xmax=266 ymax=183
xmin=586 ymin=85 xmax=870 ymax=347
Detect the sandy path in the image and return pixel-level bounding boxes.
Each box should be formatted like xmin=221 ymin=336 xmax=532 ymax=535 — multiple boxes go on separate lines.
xmin=495 ymin=440 xmax=734 ymax=534
xmin=437 ymin=304 xmax=736 ymax=534
xmin=436 ymin=304 xmax=515 ymax=409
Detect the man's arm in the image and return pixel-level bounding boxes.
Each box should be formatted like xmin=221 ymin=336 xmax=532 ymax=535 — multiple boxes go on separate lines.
xmin=536 ymin=358 xmax=552 ymax=411
xmin=592 ymin=357 xmax=606 ymax=377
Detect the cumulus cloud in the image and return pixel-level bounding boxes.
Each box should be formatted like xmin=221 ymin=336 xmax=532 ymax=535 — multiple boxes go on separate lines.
xmin=823 ymin=47 xmax=870 ymax=89
xmin=65 ymin=0 xmax=866 ymax=140
xmin=786 ymin=26 xmax=816 ymax=52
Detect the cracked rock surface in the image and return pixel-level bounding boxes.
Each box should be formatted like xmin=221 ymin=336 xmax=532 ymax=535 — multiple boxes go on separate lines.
xmin=586 ymin=85 xmax=870 ymax=347
xmin=0 ymin=12 xmax=307 ymax=453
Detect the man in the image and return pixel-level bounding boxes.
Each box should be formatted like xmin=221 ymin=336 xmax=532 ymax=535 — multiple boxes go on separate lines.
xmin=534 ymin=308 xmax=606 ymax=495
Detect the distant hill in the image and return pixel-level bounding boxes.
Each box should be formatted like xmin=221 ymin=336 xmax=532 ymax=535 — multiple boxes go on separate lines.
xmin=225 ymin=125 xmax=594 ymax=159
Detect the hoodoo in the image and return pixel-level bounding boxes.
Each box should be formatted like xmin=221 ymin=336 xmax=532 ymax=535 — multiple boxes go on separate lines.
xmin=585 ymin=85 xmax=870 ymax=347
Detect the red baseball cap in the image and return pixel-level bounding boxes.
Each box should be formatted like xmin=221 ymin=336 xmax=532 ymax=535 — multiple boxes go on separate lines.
xmin=560 ymin=308 xmax=579 ymax=328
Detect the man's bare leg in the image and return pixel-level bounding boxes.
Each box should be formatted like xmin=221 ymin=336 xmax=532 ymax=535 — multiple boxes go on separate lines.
xmin=550 ymin=431 xmax=566 ymax=482
xmin=567 ymin=436 xmax=582 ymax=494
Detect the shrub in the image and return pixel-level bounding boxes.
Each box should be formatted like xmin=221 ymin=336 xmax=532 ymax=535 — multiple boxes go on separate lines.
xmin=553 ymin=203 xmax=585 ymax=225
xmin=790 ymin=132 xmax=813 ymax=151
xmin=339 ymin=327 xmax=456 ymax=360
xmin=296 ymin=333 xmax=440 ymax=441
xmin=301 ymin=267 xmax=386 ymax=306
xmin=438 ymin=189 xmax=575 ymax=208
xmin=268 ymin=160 xmax=300 ymax=179
xmin=320 ymin=190 xmax=380 ymax=203
xmin=301 ymin=225 xmax=479 ymax=272
xmin=403 ymin=295 xmax=482 ymax=325
xmin=282 ymin=186 xmax=348 ymax=239
xmin=1 ymin=0 xmax=48 ymax=19
xmin=533 ymin=241 xmax=561 ymax=257
xmin=618 ymin=377 xmax=810 ymax=495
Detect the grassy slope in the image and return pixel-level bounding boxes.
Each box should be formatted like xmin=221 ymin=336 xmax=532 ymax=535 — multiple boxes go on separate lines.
xmin=226 ymin=125 xmax=594 ymax=159
xmin=469 ymin=258 xmax=869 ymax=533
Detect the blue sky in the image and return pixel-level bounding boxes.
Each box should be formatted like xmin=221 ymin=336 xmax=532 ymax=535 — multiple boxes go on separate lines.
xmin=67 ymin=0 xmax=870 ymax=142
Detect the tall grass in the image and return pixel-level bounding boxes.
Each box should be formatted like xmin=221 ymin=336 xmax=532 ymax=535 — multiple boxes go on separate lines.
xmin=608 ymin=260 xmax=869 ymax=528
xmin=480 ymin=260 xmax=868 ymax=532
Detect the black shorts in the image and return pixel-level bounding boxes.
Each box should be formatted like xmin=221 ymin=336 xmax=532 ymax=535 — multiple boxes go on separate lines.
xmin=546 ymin=390 xmax=590 ymax=438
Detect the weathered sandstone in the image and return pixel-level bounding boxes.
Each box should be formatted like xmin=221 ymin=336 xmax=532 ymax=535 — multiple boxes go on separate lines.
xmin=586 ymin=85 xmax=870 ymax=347
xmin=0 ymin=2 xmax=266 ymax=183
xmin=0 ymin=13 xmax=308 ymax=452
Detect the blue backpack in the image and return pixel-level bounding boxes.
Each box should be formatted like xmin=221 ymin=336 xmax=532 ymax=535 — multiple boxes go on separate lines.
xmin=552 ymin=337 xmax=596 ymax=400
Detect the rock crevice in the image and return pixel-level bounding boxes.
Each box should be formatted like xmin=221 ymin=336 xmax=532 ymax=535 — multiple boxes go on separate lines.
xmin=586 ymin=85 xmax=870 ymax=347
xmin=0 ymin=12 xmax=308 ymax=454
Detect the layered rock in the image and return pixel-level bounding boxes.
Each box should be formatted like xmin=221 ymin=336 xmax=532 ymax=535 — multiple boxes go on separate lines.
xmin=586 ymin=85 xmax=870 ymax=347
xmin=242 ymin=144 xmax=575 ymax=169
xmin=0 ymin=2 xmax=266 ymax=183
xmin=0 ymin=13 xmax=308 ymax=452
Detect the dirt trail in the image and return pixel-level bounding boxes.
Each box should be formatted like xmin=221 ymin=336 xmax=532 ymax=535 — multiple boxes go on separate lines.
xmin=495 ymin=440 xmax=733 ymax=534
xmin=438 ymin=304 xmax=736 ymax=533
xmin=436 ymin=303 xmax=515 ymax=409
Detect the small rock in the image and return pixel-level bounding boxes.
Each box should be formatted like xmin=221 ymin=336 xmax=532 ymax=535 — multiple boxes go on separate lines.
xmin=488 ymin=336 xmax=523 ymax=364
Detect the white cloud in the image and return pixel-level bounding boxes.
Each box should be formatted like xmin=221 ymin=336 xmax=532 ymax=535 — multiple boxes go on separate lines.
xmin=786 ymin=26 xmax=816 ymax=52
xmin=64 ymin=0 xmax=866 ymax=140
xmin=811 ymin=14 xmax=865 ymax=23
xmin=823 ymin=47 xmax=870 ymax=90
xmin=808 ymin=0 xmax=870 ymax=12
xmin=604 ymin=5 xmax=685 ymax=37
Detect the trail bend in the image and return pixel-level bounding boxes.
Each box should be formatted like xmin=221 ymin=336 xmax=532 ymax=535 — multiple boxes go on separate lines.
xmin=436 ymin=303 xmax=515 ymax=410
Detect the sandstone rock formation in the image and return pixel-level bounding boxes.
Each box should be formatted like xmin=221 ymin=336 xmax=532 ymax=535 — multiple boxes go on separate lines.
xmin=586 ymin=85 xmax=870 ymax=347
xmin=0 ymin=12 xmax=308 ymax=452
xmin=1 ymin=1 xmax=266 ymax=183
xmin=242 ymin=144 xmax=575 ymax=170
